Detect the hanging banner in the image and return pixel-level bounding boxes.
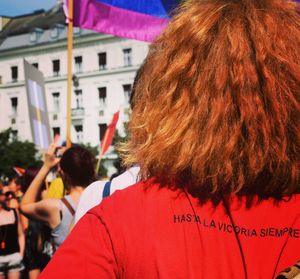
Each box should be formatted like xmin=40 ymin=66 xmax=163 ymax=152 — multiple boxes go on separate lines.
xmin=24 ymin=59 xmax=51 ymax=150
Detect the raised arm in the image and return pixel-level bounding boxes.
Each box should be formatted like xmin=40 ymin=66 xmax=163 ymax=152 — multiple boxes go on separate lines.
xmin=20 ymin=144 xmax=61 ymax=227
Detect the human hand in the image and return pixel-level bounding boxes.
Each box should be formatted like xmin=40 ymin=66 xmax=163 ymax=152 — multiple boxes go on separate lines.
xmin=43 ymin=143 xmax=61 ymax=170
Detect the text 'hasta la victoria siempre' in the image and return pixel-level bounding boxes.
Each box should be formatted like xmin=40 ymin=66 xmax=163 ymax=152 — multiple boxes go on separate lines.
xmin=173 ymin=213 xmax=299 ymax=238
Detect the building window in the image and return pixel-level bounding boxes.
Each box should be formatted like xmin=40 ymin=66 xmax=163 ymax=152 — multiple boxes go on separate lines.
xmin=73 ymin=27 xmax=81 ymax=35
xmin=74 ymin=89 xmax=83 ymax=109
xmin=72 ymin=75 xmax=79 ymax=88
xmin=123 ymin=48 xmax=132 ymax=67
xmin=10 ymin=97 xmax=18 ymax=115
xmin=52 ymin=92 xmax=60 ymax=112
xmin=32 ymin=63 xmax=38 ymax=69
xmin=29 ymin=32 xmax=37 ymax=42
xmin=52 ymin=60 xmax=60 ymax=76
xmin=11 ymin=130 xmax=18 ymax=141
xmin=98 ymin=52 xmax=106 ymax=70
xmin=52 ymin=127 xmax=60 ymax=137
xmin=74 ymin=56 xmax=82 ymax=73
xmin=123 ymin=84 xmax=132 ymax=104
xmin=98 ymin=87 xmax=107 ymax=106
xmin=99 ymin=124 xmax=107 ymax=141
xmin=51 ymin=27 xmax=58 ymax=39
xmin=29 ymin=28 xmax=43 ymax=43
xmin=74 ymin=125 xmax=83 ymax=142
xmin=11 ymin=66 xmax=18 ymax=82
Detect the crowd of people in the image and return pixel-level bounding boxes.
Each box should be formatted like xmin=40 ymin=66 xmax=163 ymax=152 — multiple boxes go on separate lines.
xmin=0 ymin=144 xmax=100 ymax=278
xmin=1 ymin=0 xmax=300 ymax=278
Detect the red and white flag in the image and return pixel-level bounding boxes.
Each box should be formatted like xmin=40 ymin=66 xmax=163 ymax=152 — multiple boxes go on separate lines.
xmin=100 ymin=111 xmax=120 ymax=156
xmin=13 ymin=167 xmax=25 ymax=176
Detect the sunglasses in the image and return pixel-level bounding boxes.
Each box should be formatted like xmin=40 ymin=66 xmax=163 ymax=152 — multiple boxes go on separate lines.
xmin=0 ymin=191 xmax=15 ymax=199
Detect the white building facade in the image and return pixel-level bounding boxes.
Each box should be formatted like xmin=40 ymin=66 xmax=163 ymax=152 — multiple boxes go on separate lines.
xmin=0 ymin=6 xmax=149 ymax=154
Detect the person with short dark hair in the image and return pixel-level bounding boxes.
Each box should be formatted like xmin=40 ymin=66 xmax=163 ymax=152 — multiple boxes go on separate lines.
xmin=20 ymin=144 xmax=96 ymax=250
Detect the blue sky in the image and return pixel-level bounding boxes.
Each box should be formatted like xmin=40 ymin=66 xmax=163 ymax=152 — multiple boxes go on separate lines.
xmin=0 ymin=0 xmax=57 ymax=17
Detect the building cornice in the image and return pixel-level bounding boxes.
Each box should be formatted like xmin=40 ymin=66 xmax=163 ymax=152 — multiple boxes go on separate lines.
xmin=0 ymin=32 xmax=128 ymax=59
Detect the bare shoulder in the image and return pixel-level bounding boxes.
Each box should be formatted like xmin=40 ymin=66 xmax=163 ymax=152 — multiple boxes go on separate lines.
xmin=37 ymin=198 xmax=61 ymax=211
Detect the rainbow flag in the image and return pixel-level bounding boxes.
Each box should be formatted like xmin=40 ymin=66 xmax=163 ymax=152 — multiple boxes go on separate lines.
xmin=66 ymin=0 xmax=179 ymax=42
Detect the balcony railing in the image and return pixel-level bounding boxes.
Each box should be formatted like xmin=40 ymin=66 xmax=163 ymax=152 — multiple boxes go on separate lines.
xmin=71 ymin=107 xmax=85 ymax=118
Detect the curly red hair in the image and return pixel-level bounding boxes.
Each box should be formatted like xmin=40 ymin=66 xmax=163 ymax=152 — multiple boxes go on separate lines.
xmin=122 ymin=0 xmax=300 ymax=201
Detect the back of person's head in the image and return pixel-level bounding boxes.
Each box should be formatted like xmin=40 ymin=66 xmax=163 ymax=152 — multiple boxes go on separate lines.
xmin=122 ymin=0 xmax=300 ymax=202
xmin=130 ymin=62 xmax=145 ymax=110
xmin=59 ymin=146 xmax=95 ymax=188
xmin=21 ymin=166 xmax=41 ymax=193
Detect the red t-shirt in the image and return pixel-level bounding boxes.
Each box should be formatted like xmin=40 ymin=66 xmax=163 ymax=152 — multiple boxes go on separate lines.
xmin=40 ymin=180 xmax=300 ymax=278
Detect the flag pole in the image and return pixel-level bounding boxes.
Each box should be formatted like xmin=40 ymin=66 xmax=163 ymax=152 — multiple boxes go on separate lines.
xmin=66 ymin=0 xmax=74 ymax=148
xmin=95 ymin=131 xmax=109 ymax=175
xmin=95 ymin=153 xmax=103 ymax=176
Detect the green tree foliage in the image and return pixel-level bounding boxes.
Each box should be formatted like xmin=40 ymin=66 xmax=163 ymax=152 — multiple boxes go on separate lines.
xmin=111 ymin=126 xmax=128 ymax=174
xmin=0 ymin=129 xmax=41 ymax=181
xmin=97 ymin=159 xmax=108 ymax=179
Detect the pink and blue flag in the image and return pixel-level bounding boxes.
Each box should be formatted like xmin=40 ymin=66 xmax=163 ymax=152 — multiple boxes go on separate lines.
xmin=66 ymin=0 xmax=179 ymax=42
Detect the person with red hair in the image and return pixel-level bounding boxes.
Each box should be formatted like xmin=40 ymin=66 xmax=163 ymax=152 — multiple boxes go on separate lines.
xmin=40 ymin=0 xmax=300 ymax=278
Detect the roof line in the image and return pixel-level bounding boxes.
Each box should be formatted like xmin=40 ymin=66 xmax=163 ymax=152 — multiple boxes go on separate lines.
xmin=0 ymin=9 xmax=46 ymax=19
